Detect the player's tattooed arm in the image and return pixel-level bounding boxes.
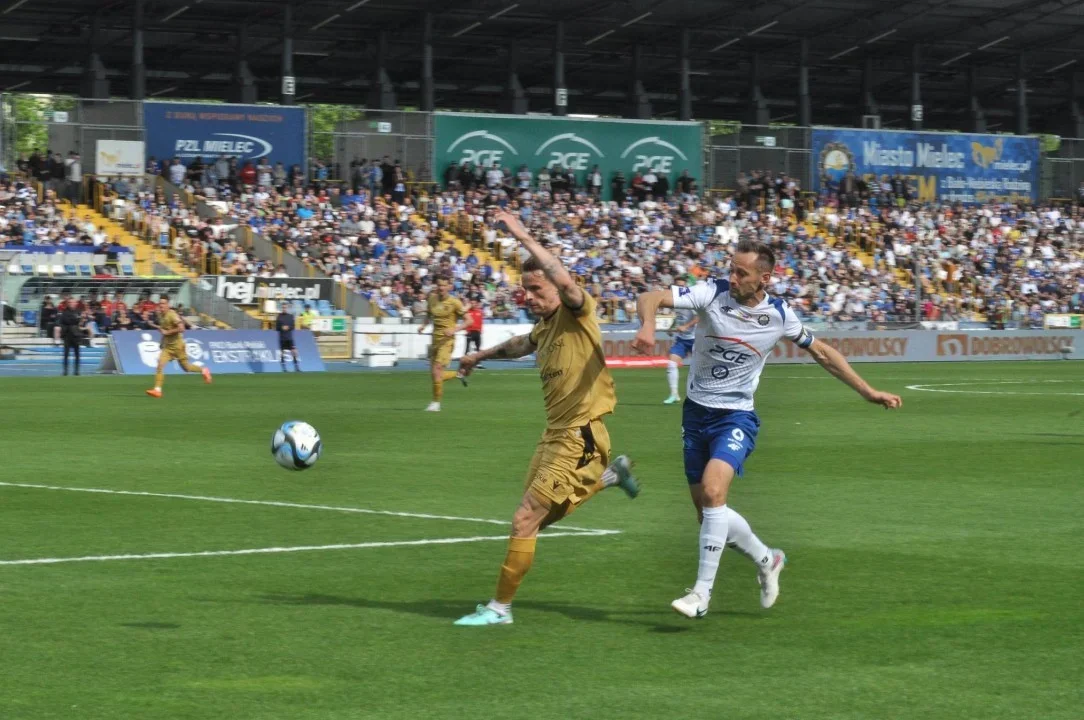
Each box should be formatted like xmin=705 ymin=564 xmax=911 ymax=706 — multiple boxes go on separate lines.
xmin=493 ymin=209 xmax=584 ymax=310
xmin=459 ymin=333 xmax=535 ymax=376
xmin=486 ymin=333 xmax=536 ymax=360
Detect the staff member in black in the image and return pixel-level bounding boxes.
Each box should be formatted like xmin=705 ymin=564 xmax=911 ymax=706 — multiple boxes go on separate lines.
xmin=58 ymin=298 xmax=85 ymax=376
xmin=276 ymin=306 xmax=301 ymax=372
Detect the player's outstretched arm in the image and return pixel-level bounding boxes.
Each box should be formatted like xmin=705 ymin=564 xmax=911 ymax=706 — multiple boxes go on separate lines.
xmin=458 ymin=333 xmax=536 ymax=376
xmin=805 ymin=339 xmax=903 ymax=409
xmin=632 ymin=290 xmax=673 ymax=354
xmin=494 ymin=210 xmax=584 ymax=309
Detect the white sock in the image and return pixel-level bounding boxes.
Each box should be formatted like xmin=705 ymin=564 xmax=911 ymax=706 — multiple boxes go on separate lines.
xmin=486 ymin=599 xmax=510 ymax=615
xmin=693 ymin=505 xmax=729 ymax=598
xmin=726 ymin=507 xmax=772 ymax=568
xmin=601 ymin=466 xmax=618 ymax=487
xmin=154 ymin=386 xmax=161 ymax=391
xmin=667 ymin=361 xmax=679 ymax=396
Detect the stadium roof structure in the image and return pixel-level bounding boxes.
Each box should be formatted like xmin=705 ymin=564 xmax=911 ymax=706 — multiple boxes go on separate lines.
xmin=2 ymin=0 xmax=1084 ymax=133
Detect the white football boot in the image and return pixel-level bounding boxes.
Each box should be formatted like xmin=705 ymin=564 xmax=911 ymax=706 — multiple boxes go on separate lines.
xmin=671 ymin=589 xmax=711 ymax=618
xmin=757 ymin=549 xmax=787 ymax=609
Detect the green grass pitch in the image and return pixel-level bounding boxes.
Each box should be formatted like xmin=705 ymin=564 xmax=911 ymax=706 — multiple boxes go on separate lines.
xmin=0 ymin=362 xmax=1080 ymax=719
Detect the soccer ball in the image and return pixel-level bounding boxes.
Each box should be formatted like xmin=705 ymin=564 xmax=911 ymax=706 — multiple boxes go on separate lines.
xmin=271 ymin=421 xmax=322 ymax=471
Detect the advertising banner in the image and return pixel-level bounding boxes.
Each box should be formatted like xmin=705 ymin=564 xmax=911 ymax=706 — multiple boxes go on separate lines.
xmin=350 ymin=325 xmax=1078 ymax=364
xmin=812 ymin=128 xmax=1039 ymax=204
xmin=600 ymin=329 xmax=1078 ymax=364
xmin=433 ymin=112 xmax=703 ymax=200
xmin=143 ymin=101 xmax=306 ymax=171
xmin=199 ymin=275 xmax=335 ymax=308
xmin=104 ymin=330 xmax=325 ymax=374
xmin=352 ymin=322 xmax=528 ymax=360
xmin=1044 ymin=314 xmax=1082 ymax=329
xmin=95 ymin=140 xmax=145 ymax=176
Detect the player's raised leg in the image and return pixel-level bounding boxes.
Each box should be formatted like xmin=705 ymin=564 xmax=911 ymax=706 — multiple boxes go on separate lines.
xmin=726 ymin=506 xmax=786 ymax=608
xmin=177 ymin=354 xmax=212 ymax=384
xmin=685 ymin=475 xmax=783 ymax=606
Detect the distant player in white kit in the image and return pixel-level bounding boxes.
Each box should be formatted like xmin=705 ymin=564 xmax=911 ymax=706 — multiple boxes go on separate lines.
xmin=664 ymin=277 xmax=698 ymax=405
xmin=633 ymin=239 xmax=902 ymax=618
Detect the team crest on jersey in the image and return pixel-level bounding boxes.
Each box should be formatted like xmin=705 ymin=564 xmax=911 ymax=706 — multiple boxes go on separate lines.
xmin=678 ymin=286 xmax=691 ymax=296
xmin=757 ymin=315 xmax=770 ymax=326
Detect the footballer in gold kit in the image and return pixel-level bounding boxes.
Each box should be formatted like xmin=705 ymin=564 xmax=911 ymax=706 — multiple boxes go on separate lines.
xmin=145 ymin=296 xmax=212 ymax=398
xmin=417 ymin=277 xmax=470 ymax=412
xmin=452 ymin=211 xmax=640 ymax=627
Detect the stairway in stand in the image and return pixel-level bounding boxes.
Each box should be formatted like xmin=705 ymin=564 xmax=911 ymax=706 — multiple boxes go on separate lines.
xmin=416 ymin=213 xmax=521 ymax=286
xmin=63 ymin=201 xmax=190 ymax=278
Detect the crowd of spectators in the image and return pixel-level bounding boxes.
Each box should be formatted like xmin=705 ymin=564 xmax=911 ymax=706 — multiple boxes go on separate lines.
xmin=95 ymin=154 xmax=1084 ymax=328
xmin=36 ymin=291 xmax=195 ymax=341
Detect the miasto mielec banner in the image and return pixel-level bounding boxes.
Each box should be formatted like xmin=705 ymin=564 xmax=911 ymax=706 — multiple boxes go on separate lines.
xmin=433 ymin=112 xmax=703 ymax=199
xmin=812 ymin=128 xmax=1040 ymax=204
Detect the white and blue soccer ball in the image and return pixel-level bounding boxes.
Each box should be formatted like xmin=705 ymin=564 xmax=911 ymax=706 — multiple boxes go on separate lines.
xmin=271 ymin=421 xmax=322 ymax=471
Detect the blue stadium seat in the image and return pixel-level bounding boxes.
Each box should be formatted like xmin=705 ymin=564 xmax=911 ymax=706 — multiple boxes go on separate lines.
xmin=22 ymin=310 xmax=37 ymax=326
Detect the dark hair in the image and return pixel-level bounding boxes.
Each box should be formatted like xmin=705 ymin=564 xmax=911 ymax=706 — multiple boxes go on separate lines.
xmin=734 ymin=239 xmax=775 ymax=274
xmin=522 ymin=256 xmax=544 ymax=274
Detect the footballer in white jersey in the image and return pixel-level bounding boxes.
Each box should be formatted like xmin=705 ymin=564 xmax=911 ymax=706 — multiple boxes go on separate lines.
xmin=633 ymin=239 xmax=902 ymax=619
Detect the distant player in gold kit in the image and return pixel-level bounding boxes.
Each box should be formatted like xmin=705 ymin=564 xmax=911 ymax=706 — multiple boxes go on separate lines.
xmin=145 ymin=296 xmax=212 ymax=398
xmin=453 ymin=211 xmax=640 ymax=627
xmin=418 ymin=277 xmax=471 ymax=412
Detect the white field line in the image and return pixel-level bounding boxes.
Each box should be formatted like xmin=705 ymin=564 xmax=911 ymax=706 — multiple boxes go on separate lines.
xmin=0 ymin=481 xmax=611 ymax=534
xmin=0 ymin=530 xmax=616 ymax=567
xmin=905 ymin=380 xmax=1084 ymax=396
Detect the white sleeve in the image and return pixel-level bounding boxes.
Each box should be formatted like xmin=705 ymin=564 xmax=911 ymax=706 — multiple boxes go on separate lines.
xmin=782 ymin=303 xmax=815 ymax=348
xmin=671 ymin=280 xmax=722 ymax=311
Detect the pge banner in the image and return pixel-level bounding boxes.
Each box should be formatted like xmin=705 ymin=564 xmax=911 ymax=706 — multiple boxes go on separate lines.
xmin=433 ymin=112 xmax=702 ymax=200
xmin=199 ymin=275 xmax=335 ymax=308
xmin=143 ymin=101 xmax=306 ymax=170
xmin=812 ymin=128 xmax=1039 ymax=204
xmin=104 ymin=330 xmax=326 ymax=375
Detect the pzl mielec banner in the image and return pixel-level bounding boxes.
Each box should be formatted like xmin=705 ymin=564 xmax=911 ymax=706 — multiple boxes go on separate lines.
xmin=143 ymin=101 xmax=306 ymax=171
xmin=812 ymin=128 xmax=1039 ymax=204
xmin=433 ymin=112 xmax=703 ymax=200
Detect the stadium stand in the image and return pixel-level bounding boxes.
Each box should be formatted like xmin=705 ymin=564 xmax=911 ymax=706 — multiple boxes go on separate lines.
xmin=80 ymin=154 xmax=1083 ymax=330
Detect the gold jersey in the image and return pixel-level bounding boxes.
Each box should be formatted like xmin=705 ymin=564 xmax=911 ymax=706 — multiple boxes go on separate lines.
xmin=427 ymin=293 xmax=466 ymax=335
xmin=158 ymin=309 xmax=185 ymax=349
xmin=529 ymin=292 xmax=616 ymax=430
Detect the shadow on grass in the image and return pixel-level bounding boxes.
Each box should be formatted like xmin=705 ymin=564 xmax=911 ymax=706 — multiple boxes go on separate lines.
xmin=256 ymin=593 xmax=757 ymax=632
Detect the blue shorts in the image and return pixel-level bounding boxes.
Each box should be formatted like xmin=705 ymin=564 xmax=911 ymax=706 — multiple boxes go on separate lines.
xmin=681 ymin=399 xmax=760 ymax=484
xmin=669 ymin=337 xmax=694 ymax=359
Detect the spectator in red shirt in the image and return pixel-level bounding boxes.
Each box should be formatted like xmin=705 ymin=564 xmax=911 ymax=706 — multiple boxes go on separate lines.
xmin=464 ymin=300 xmax=484 ymax=355
xmin=239 ymin=162 xmax=258 ymax=187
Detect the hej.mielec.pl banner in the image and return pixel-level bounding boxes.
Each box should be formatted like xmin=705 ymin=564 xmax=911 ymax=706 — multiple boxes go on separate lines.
xmin=812 ymin=128 xmax=1039 ymax=204
xmin=433 ymin=112 xmax=703 ymax=199
xmin=143 ymin=101 xmax=307 ymax=171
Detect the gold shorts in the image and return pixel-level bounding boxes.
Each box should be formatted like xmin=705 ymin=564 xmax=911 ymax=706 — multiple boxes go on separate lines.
xmin=158 ymin=344 xmax=188 ymax=364
xmin=429 ymin=338 xmax=453 ymax=367
xmin=525 ymin=419 xmax=611 ymax=508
